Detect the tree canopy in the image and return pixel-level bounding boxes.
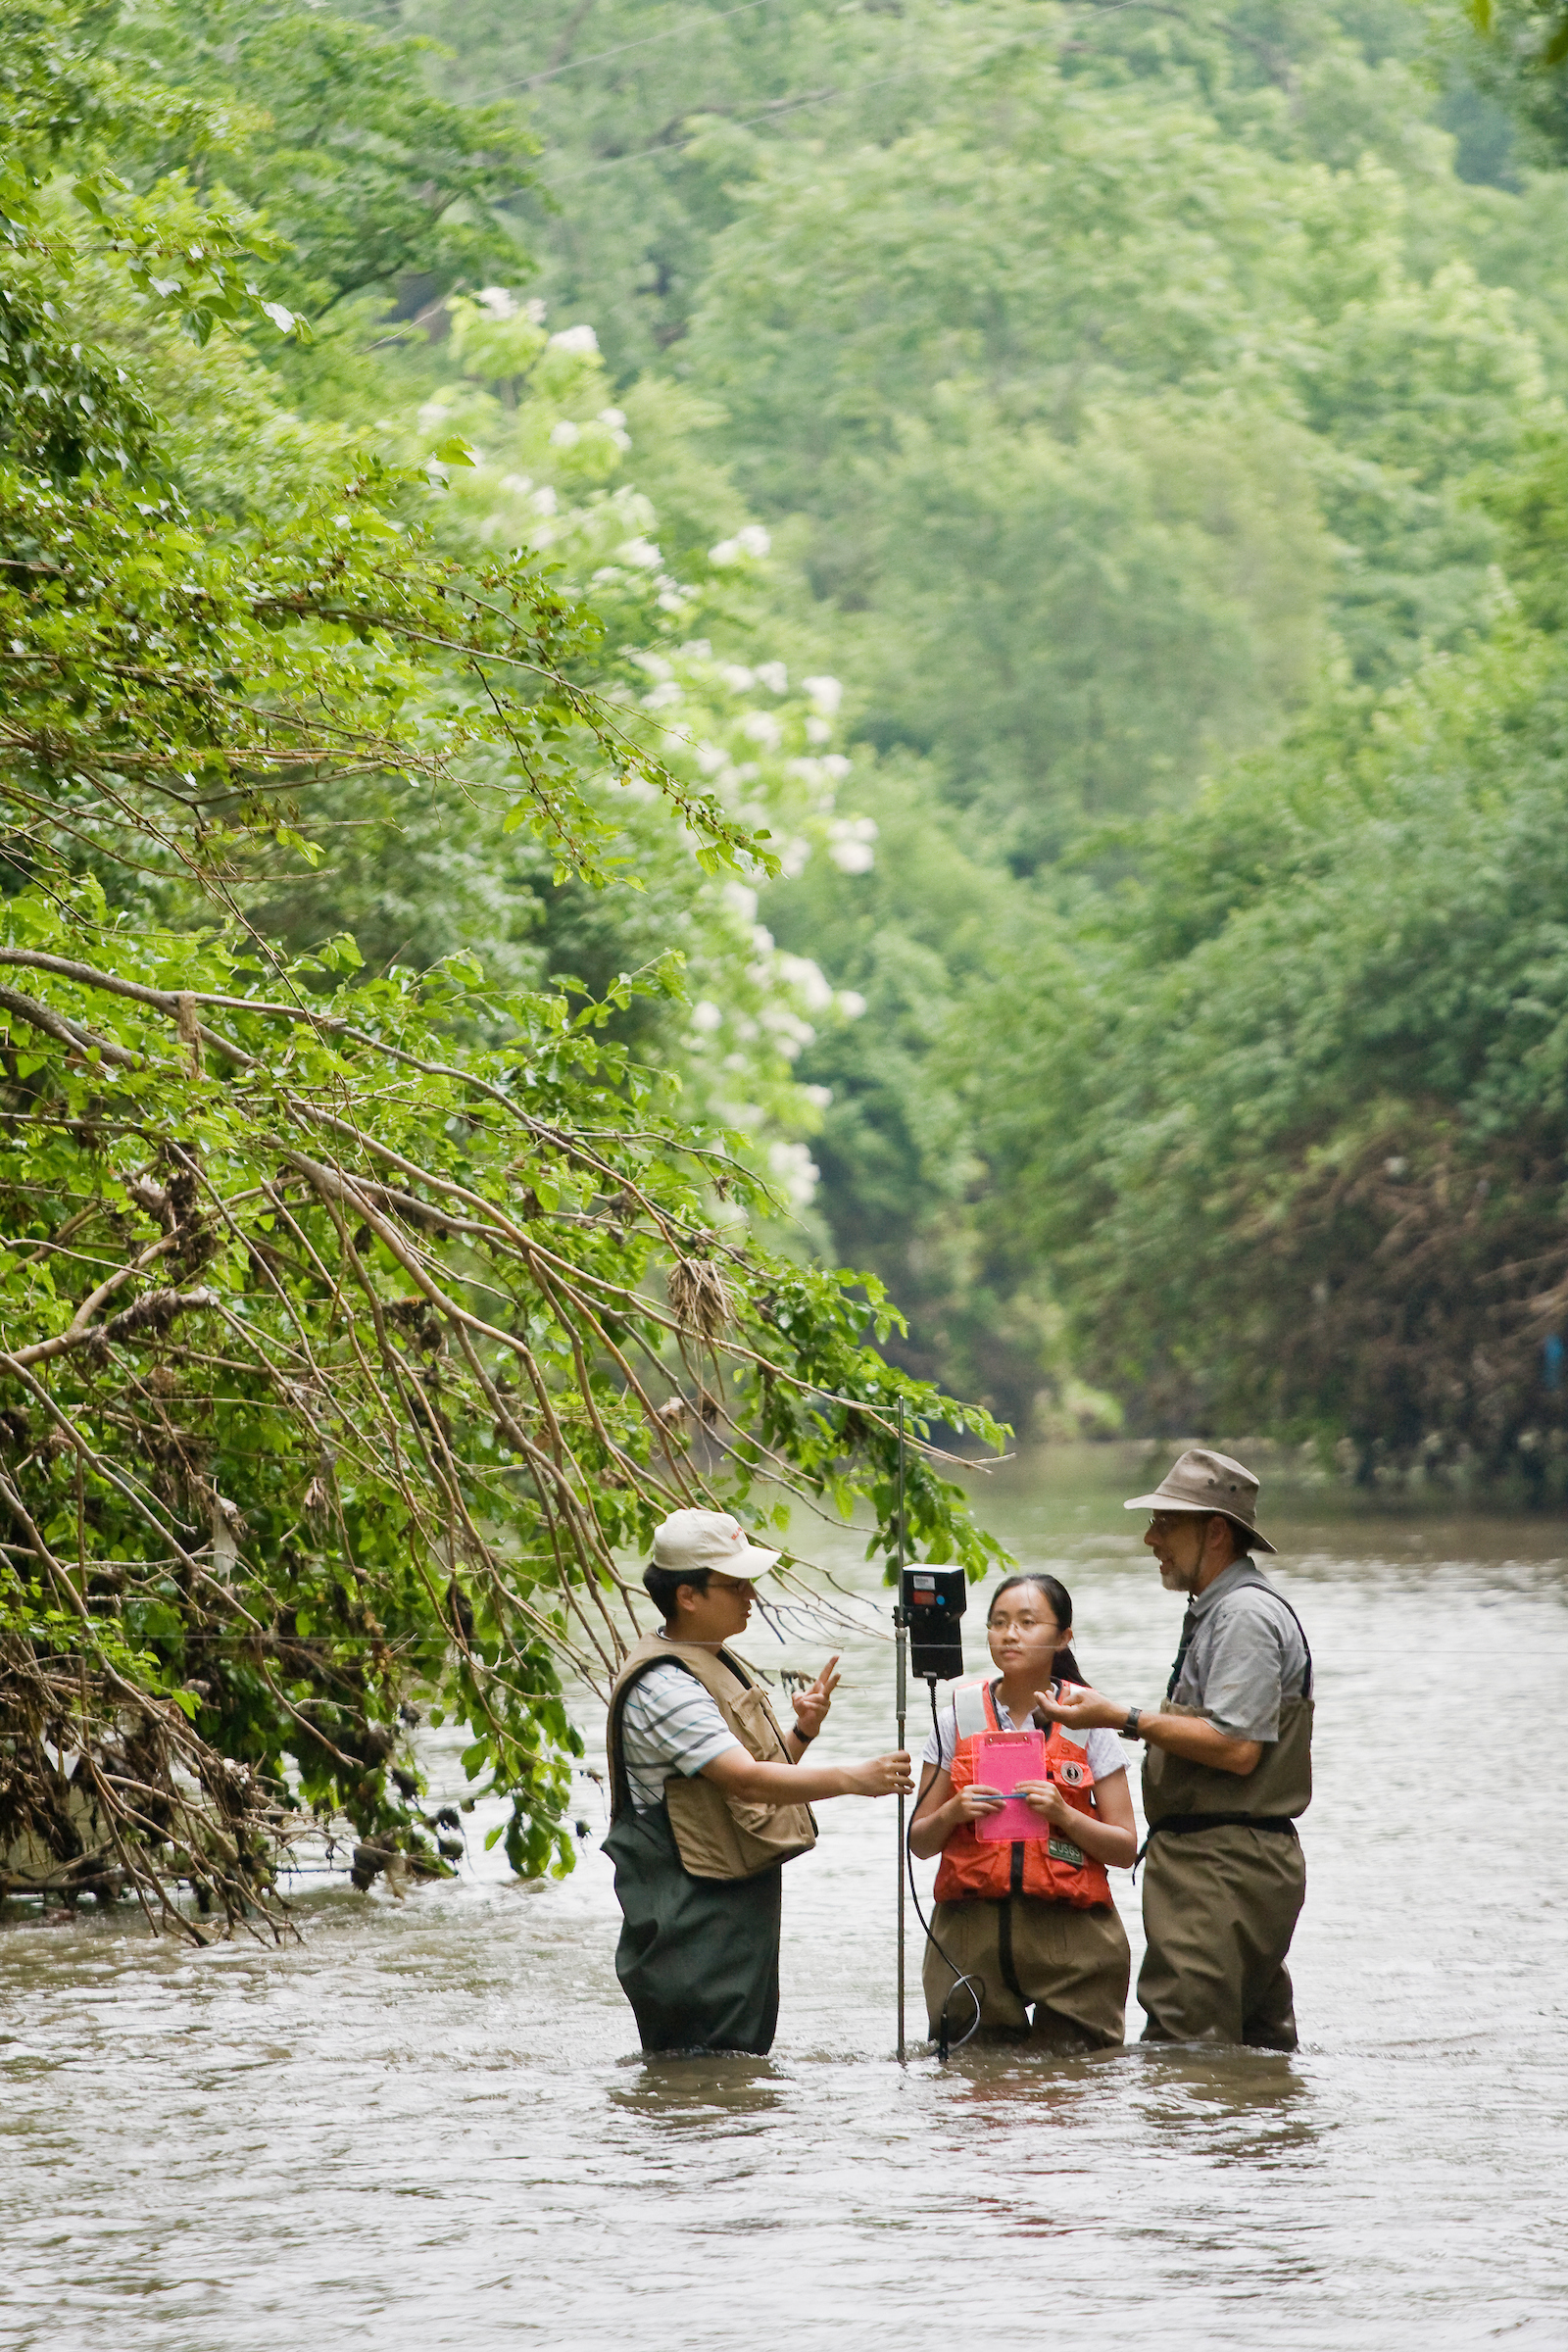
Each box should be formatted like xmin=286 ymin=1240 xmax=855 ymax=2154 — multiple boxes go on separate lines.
xmin=415 ymin=0 xmax=1568 ymax=1488
xmin=0 ymin=0 xmax=1006 ymax=1934
xmin=9 ymin=0 xmax=1568 ymax=1941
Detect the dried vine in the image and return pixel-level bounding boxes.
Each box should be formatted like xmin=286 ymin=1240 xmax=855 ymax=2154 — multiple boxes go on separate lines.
xmin=0 ymin=920 xmax=1005 ymax=1939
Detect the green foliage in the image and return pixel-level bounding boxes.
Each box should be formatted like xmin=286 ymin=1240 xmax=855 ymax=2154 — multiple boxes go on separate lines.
xmin=117 ymin=0 xmax=539 ymax=318
xmin=681 ymin=64 xmax=1557 ymax=849
xmin=763 ymin=755 xmax=1117 ymax=1432
xmin=0 ymin=883 xmax=1002 ymax=1910
xmin=384 ymin=0 xmax=882 ymax=378
xmin=968 ymin=611 xmax=1568 ymax=1485
xmin=382 ymin=0 xmax=1568 ymax=1441
xmin=234 ymin=284 xmax=874 ymax=1180
xmin=0 ymin=0 xmax=1007 ymax=1934
xmin=1463 ymin=0 xmax=1568 ymax=165
xmin=844 ymin=400 xmax=1330 ymax=863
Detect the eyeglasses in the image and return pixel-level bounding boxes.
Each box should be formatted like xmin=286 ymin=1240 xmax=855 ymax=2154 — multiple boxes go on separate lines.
xmin=706 ymin=1575 xmax=756 ymax=1595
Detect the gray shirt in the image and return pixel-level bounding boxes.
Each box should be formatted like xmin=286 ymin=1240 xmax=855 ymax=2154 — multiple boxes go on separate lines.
xmin=1166 ymin=1559 xmax=1310 ymax=1743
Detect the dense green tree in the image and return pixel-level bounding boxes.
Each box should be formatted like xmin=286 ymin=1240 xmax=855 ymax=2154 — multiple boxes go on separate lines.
xmin=116 ymin=0 xmax=539 ymax=319
xmin=1463 ymin=0 xmax=1568 ymax=162
xmin=313 ymin=0 xmax=1568 ymax=1432
xmin=761 ymin=754 xmax=1117 ymax=1430
xmin=966 ymin=599 xmax=1568 ymax=1483
xmin=0 ymin=0 xmax=1005 ymax=1934
xmin=21 ymin=0 xmax=1568 ymax=1495
xmin=371 ymin=0 xmax=882 ymax=377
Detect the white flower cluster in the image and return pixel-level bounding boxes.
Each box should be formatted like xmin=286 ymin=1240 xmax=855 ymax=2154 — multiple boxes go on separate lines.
xmin=708 ymin=524 xmax=772 ymax=566
xmin=827 ymin=815 xmax=879 ymax=875
xmin=406 ymin=297 xmax=883 ymax=1212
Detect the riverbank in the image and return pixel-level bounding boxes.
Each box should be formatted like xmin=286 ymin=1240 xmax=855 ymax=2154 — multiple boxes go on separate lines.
xmin=963 ymin=1436 xmax=1568 ymax=1527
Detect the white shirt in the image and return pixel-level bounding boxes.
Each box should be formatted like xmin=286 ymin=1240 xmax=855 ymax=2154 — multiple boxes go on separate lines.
xmin=922 ymin=1683 xmax=1128 ymax=1788
xmin=618 ymin=1659 xmax=744 ymax=1811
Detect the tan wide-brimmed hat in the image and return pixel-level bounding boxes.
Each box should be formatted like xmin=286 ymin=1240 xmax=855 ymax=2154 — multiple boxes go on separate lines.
xmin=1123 ymin=1446 xmax=1276 ymax=1554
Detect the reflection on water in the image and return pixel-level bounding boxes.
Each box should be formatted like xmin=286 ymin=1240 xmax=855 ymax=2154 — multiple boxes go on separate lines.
xmin=2 ymin=1451 xmax=1567 ymax=2351
xmin=609 ymin=2052 xmax=792 ymax=2123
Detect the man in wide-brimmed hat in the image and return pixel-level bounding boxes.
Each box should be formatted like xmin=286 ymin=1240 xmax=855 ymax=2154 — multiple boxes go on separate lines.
xmin=1036 ymin=1448 xmax=1312 ymax=2047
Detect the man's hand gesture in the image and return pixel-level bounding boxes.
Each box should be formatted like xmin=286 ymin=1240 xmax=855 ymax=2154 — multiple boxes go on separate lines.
xmin=1033 ymin=1682 xmax=1124 ymax=1733
xmin=791 ymin=1653 xmax=841 ymax=1742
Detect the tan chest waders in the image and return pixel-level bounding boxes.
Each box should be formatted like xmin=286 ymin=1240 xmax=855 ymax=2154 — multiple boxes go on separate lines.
xmin=1138 ymin=1606 xmax=1313 ymax=2048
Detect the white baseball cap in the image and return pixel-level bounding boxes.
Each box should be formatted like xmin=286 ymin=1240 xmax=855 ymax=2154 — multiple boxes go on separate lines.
xmin=652 ymin=1508 xmax=782 ymax=1580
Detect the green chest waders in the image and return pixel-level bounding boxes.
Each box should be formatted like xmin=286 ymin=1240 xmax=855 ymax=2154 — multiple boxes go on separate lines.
xmin=602 ymin=1799 xmax=782 ymax=2056
xmin=603 ymin=1638 xmax=808 ymax=2057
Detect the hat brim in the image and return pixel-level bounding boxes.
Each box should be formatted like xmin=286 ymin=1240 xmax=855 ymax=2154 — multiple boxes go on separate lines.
xmin=1122 ymin=1494 xmax=1275 ymax=1554
xmin=730 ymin=1540 xmax=782 ymax=1578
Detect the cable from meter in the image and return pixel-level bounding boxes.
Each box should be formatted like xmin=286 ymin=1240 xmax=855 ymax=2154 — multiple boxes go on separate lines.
xmin=905 ymin=1676 xmax=985 ymax=2063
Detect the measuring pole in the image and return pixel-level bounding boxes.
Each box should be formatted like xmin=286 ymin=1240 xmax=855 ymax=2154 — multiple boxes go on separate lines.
xmin=895 ymin=1396 xmax=907 ymax=2068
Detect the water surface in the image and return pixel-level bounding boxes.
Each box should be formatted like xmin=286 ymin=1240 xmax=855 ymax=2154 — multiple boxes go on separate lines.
xmin=4 ymin=1454 xmax=1566 ymax=2350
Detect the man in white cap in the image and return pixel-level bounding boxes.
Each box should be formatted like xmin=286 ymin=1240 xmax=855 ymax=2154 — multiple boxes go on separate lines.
xmin=603 ymin=1507 xmax=912 ymax=2055
xmin=1036 ymin=1448 xmax=1312 ymax=2048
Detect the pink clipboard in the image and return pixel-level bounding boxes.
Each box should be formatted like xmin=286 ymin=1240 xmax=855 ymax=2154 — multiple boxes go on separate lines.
xmin=971 ymin=1728 xmax=1051 ymax=1843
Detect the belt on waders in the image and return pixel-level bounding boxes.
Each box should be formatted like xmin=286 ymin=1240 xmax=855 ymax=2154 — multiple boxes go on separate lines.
xmin=1133 ymin=1814 xmax=1298 ymax=1879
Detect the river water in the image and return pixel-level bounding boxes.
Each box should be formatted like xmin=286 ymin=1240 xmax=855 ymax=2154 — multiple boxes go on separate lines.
xmin=3 ymin=1450 xmax=1567 ymax=2351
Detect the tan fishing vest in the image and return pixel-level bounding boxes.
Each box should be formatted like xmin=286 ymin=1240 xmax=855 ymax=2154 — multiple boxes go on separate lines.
xmin=1142 ymin=1694 xmax=1313 ymax=1825
xmin=606 ymin=1633 xmax=818 ymax=1881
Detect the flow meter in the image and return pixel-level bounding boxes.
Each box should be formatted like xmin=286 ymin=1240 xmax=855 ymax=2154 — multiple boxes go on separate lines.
xmin=898 ymin=1564 xmax=966 ymax=1684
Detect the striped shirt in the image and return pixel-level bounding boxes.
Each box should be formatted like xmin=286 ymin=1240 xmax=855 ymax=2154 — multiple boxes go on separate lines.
xmin=619 ymin=1659 xmax=744 ymax=1811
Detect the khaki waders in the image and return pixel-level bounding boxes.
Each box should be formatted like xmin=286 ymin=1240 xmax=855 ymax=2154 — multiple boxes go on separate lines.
xmin=923 ymin=1893 xmax=1130 ymax=2050
xmin=603 ymin=1636 xmax=815 ymax=2056
xmin=1139 ymin=1690 xmax=1313 ymax=2049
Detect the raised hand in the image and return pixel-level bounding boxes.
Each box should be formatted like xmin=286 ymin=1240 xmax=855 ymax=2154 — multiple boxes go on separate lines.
xmin=792 ymin=1653 xmax=841 ymax=1742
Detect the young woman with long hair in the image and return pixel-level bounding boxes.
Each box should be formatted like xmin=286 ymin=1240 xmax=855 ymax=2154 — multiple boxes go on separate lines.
xmin=909 ymin=1572 xmax=1137 ymax=2050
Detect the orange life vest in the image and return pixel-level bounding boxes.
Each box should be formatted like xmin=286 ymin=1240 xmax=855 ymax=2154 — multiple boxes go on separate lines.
xmin=932 ymin=1677 xmax=1113 ymax=1911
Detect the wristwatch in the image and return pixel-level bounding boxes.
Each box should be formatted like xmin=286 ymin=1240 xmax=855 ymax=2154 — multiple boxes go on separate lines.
xmin=1120 ymin=1706 xmax=1143 ymax=1740
xmin=793 ymin=1720 xmax=817 ymax=1744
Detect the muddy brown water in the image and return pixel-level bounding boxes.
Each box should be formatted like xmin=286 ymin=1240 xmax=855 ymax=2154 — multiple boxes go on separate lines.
xmin=3 ymin=1451 xmax=1567 ymax=2350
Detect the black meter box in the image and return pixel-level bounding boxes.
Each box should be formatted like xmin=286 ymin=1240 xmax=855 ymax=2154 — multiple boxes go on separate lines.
xmin=900 ymin=1565 xmax=966 ymax=1684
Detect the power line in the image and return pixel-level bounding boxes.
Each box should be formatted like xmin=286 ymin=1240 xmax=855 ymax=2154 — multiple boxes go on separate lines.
xmin=479 ymin=0 xmax=786 ymax=96
xmin=546 ymin=59 xmax=927 ymax=183
xmin=536 ymin=0 xmax=1153 ymax=186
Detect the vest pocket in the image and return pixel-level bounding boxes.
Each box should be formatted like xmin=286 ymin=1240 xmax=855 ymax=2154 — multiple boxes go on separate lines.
xmin=729 ymin=1685 xmax=788 ymax=1760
